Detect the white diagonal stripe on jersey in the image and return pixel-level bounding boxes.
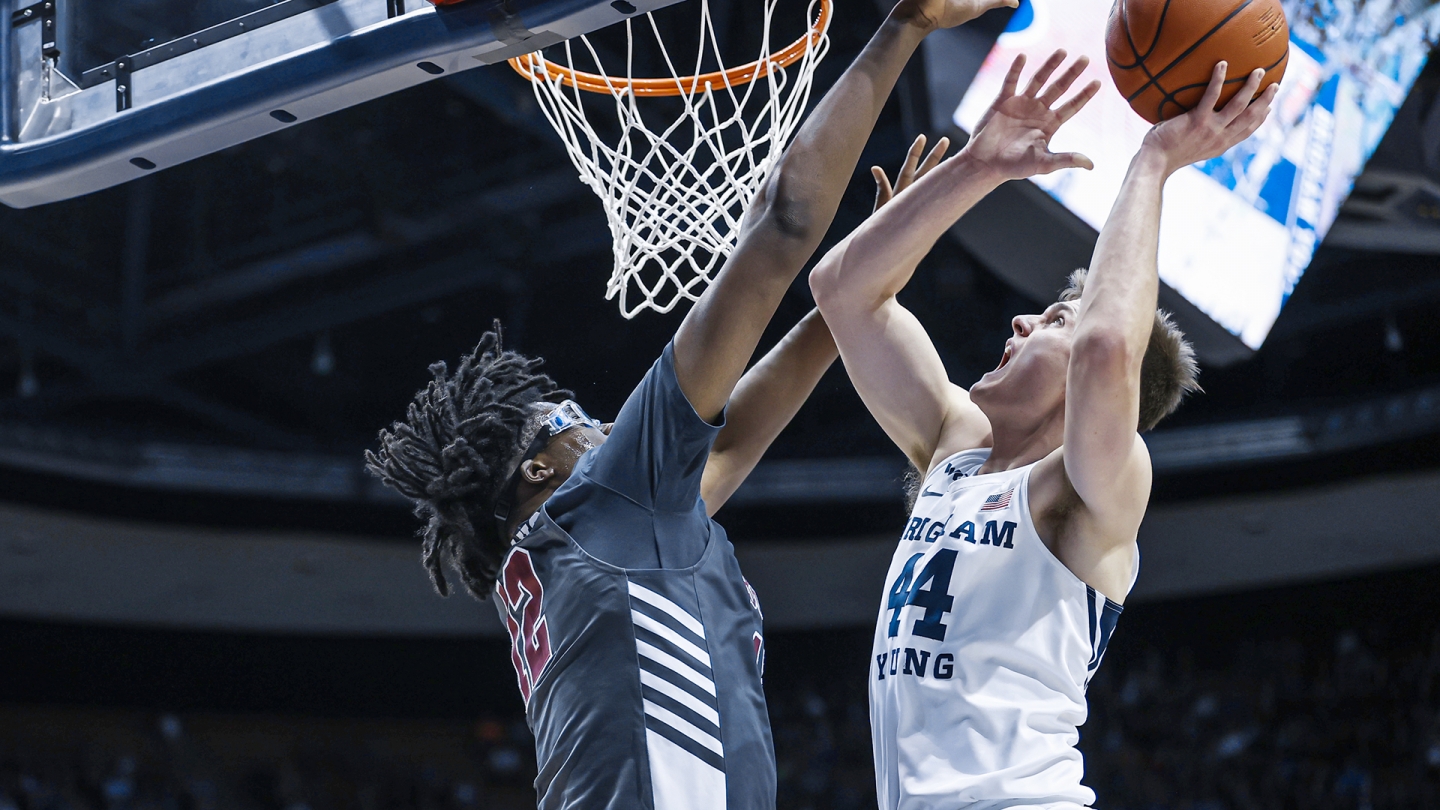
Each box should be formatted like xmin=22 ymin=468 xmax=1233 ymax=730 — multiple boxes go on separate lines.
xmin=640 ymin=669 xmax=720 ymax=726
xmin=633 ymin=610 xmax=711 ymax=668
xmin=636 ymin=639 xmax=716 ymax=696
xmin=645 ymin=728 xmax=725 ymax=810
xmin=627 ymin=582 xmax=705 ymax=638
xmin=629 ymin=596 xmax=708 ymax=648
xmin=638 ymin=655 xmax=719 ymax=708
xmin=643 ymin=699 xmax=723 ymax=756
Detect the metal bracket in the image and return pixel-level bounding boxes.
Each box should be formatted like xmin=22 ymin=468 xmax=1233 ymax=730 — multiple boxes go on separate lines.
xmin=11 ymin=0 xmax=57 ymax=59
xmin=77 ymin=0 xmax=340 ymax=91
xmin=113 ymin=57 xmax=132 ymax=111
xmin=8 ymin=2 xmax=39 ymax=25
xmin=485 ymin=0 xmax=538 ymax=46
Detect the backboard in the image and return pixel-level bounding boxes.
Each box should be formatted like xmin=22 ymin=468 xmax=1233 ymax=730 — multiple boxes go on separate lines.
xmin=0 ymin=0 xmax=686 ymax=208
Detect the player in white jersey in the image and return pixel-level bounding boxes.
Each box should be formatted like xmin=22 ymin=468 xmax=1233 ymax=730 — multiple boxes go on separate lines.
xmin=811 ymin=56 xmax=1280 ymax=809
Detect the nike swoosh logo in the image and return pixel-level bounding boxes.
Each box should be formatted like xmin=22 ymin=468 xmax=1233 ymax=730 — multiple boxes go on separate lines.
xmin=920 ymin=488 xmax=945 ymax=497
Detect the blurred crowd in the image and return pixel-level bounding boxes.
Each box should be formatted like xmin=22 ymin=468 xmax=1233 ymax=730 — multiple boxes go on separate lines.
xmin=1080 ymin=625 xmax=1440 ymax=810
xmin=0 ymin=710 xmax=537 ymax=810
xmin=5 ymin=584 xmax=1440 ymax=810
xmin=765 ymin=614 xmax=1440 ymax=810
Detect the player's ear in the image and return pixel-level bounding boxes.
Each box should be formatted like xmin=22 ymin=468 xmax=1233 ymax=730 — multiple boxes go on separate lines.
xmin=520 ymin=457 xmax=556 ymax=485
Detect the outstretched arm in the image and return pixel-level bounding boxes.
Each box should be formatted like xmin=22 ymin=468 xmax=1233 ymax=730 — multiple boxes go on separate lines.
xmin=699 ymin=309 xmax=835 ymax=514
xmin=699 ymin=138 xmax=950 ymax=514
xmin=672 ymin=0 xmax=1017 ymax=424
xmin=1063 ymin=63 xmax=1276 ymax=530
xmin=811 ymin=52 xmax=1099 ymax=472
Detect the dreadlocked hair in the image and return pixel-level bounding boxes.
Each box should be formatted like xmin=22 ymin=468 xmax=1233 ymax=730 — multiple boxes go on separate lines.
xmin=365 ymin=323 xmax=571 ymax=600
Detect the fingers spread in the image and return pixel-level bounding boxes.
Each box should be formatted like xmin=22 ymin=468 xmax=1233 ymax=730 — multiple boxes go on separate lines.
xmin=905 ymin=134 xmax=928 ymax=166
xmin=872 ymin=167 xmax=894 ymax=210
xmin=1023 ymin=49 xmax=1068 ymax=97
xmin=1199 ymin=61 xmax=1227 ymax=112
xmin=1238 ymin=83 xmax=1280 ymax=121
xmin=1234 ymin=112 xmax=1270 ymax=142
xmin=1055 ymin=79 xmax=1102 ymax=125
xmin=1221 ymin=69 xmax=1266 ymax=122
xmin=1039 ymin=55 xmax=1090 ymax=107
xmin=918 ymin=137 xmax=951 ymax=178
xmin=999 ymin=54 xmax=1026 ymax=99
xmin=1038 ymin=151 xmax=1095 ymax=175
xmin=1229 ymin=83 xmax=1278 ymax=138
xmin=899 ymin=135 xmax=927 ymax=187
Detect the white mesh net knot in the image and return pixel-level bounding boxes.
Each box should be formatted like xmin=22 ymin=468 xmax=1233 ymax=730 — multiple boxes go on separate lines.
xmin=510 ymin=0 xmax=831 ymax=317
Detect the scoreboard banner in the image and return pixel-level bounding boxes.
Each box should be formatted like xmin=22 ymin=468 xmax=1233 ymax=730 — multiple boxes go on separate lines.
xmin=955 ymin=0 xmax=1440 ymax=349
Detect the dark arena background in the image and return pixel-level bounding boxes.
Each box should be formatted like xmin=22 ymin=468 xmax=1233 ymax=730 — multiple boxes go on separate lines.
xmin=4 ymin=0 xmax=1440 ymax=808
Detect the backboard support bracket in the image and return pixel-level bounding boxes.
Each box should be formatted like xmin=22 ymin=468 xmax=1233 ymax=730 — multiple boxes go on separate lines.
xmin=78 ymin=0 xmax=342 ymax=91
xmin=0 ymin=0 xmax=695 ymax=208
xmin=10 ymin=0 xmax=55 ymax=60
xmin=113 ymin=58 xmax=131 ymax=112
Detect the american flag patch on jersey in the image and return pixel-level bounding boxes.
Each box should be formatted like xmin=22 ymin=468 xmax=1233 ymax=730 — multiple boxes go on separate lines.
xmin=980 ymin=488 xmax=1014 ymax=511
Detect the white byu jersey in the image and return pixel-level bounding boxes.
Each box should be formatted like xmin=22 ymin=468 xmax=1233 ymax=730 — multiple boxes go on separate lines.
xmin=869 ymin=449 xmax=1135 ymax=810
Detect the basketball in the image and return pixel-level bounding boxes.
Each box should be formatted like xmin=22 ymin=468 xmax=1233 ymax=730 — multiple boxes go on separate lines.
xmin=1106 ymin=0 xmax=1290 ymax=125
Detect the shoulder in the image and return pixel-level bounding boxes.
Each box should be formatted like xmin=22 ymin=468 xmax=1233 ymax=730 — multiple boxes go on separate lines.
xmin=635 ymin=341 xmax=725 ymax=431
xmin=1030 ymin=437 xmax=1151 ymax=545
xmin=548 ymin=451 xmax=652 ymax=519
xmin=1028 ymin=442 xmax=1148 ymax=600
xmin=923 ymin=446 xmax=991 ymax=486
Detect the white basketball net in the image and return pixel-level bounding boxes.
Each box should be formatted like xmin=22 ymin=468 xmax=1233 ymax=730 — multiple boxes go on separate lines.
xmin=511 ymin=0 xmax=831 ymax=317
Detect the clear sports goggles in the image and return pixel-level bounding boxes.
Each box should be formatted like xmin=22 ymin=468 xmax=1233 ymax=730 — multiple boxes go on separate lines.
xmin=540 ymin=399 xmax=603 ymax=437
xmin=493 ymin=400 xmax=602 ymax=540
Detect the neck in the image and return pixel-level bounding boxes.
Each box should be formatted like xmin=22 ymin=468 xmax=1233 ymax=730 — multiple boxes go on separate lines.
xmin=503 ymin=483 xmax=558 ymax=540
xmin=978 ymin=408 xmax=1064 ymax=475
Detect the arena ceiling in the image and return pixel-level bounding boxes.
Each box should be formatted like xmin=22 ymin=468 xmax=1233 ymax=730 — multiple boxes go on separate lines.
xmin=0 ymin=0 xmax=1438 ymax=536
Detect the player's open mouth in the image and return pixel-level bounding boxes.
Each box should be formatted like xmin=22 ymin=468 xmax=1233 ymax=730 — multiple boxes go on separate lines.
xmin=994 ymin=344 xmax=1013 ymax=372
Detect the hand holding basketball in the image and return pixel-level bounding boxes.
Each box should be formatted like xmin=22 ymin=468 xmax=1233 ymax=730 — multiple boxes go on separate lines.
xmin=1141 ymin=62 xmax=1279 ymax=175
xmin=962 ymin=50 xmax=1102 ymax=181
xmin=1106 ymin=0 xmax=1288 ymax=124
xmin=897 ymin=0 xmax=1017 ymax=32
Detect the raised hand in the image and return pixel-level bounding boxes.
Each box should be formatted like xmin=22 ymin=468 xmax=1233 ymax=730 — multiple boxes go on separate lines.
xmin=1142 ymin=63 xmax=1278 ymax=175
xmin=896 ymin=0 xmax=1017 ymax=31
xmin=962 ymin=50 xmax=1101 ymax=181
xmin=872 ymin=134 xmax=951 ymax=212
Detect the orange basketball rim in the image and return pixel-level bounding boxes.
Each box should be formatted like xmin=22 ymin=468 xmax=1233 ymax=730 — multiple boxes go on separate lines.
xmin=508 ymin=0 xmax=832 ymax=96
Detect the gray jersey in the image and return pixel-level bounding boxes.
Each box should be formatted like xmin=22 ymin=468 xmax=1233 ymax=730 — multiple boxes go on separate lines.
xmin=491 ymin=344 xmax=774 ymax=810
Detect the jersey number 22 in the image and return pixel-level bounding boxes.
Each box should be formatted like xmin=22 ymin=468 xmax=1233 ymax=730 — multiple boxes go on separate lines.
xmin=500 ymin=548 xmax=552 ymax=704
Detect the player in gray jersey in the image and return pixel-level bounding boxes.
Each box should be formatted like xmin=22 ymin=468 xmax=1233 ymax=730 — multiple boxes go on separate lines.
xmin=365 ymin=0 xmax=1015 ymax=806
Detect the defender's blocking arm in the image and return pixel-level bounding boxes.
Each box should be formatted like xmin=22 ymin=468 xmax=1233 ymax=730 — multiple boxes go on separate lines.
xmin=700 ymin=309 xmax=836 ymax=514
xmin=672 ymin=0 xmax=1017 ymax=424
xmin=1063 ymin=63 xmax=1276 ymax=530
xmin=700 ymin=137 xmax=952 ymax=514
xmin=810 ymin=51 xmax=1098 ymax=473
